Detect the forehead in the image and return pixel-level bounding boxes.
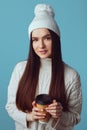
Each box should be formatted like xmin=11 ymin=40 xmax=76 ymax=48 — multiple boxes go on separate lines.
xmin=32 ymin=28 xmax=50 ymax=37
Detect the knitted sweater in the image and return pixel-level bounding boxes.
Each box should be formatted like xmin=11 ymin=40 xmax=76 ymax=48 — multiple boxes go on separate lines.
xmin=5 ymin=58 xmax=82 ymax=130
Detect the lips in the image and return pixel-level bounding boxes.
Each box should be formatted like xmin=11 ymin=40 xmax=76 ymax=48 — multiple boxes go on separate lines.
xmin=39 ymin=50 xmax=47 ymax=54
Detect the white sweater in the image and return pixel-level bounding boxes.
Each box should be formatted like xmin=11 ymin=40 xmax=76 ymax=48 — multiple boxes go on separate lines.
xmin=5 ymin=58 xmax=82 ymax=130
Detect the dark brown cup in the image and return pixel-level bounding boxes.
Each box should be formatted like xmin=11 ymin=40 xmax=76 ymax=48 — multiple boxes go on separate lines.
xmin=35 ymin=94 xmax=53 ymax=123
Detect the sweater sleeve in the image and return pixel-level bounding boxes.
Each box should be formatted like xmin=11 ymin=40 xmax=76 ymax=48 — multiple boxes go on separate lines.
xmin=5 ymin=62 xmax=27 ymax=128
xmin=55 ymin=73 xmax=82 ymax=129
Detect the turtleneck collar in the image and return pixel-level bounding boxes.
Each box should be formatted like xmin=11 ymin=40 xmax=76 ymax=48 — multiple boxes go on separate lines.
xmin=40 ymin=58 xmax=52 ymax=70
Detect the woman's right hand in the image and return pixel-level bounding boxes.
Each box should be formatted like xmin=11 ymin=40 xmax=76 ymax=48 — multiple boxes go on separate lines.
xmin=26 ymin=101 xmax=46 ymax=122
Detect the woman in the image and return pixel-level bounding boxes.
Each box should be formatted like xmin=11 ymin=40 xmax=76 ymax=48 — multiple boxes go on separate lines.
xmin=6 ymin=3 xmax=82 ymax=130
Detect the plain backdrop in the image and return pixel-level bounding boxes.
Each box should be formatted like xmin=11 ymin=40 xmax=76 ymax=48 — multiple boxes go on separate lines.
xmin=0 ymin=0 xmax=87 ymax=130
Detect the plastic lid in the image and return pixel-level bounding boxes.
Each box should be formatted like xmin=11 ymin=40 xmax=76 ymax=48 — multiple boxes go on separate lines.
xmin=35 ymin=94 xmax=53 ymax=105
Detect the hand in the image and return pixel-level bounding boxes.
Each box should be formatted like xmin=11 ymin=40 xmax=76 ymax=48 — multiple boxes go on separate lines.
xmin=26 ymin=101 xmax=46 ymax=122
xmin=46 ymin=100 xmax=63 ymax=119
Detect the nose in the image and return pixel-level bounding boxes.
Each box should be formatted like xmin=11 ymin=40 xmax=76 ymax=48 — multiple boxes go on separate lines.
xmin=39 ymin=39 xmax=45 ymax=48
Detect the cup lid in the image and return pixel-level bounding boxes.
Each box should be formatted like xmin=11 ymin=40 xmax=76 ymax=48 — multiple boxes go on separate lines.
xmin=35 ymin=94 xmax=53 ymax=105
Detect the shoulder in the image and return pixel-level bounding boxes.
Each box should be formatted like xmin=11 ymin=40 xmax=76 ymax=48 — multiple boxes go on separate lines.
xmin=64 ymin=63 xmax=80 ymax=84
xmin=64 ymin=63 xmax=79 ymax=75
xmin=15 ymin=61 xmax=27 ymax=70
xmin=13 ymin=61 xmax=27 ymax=76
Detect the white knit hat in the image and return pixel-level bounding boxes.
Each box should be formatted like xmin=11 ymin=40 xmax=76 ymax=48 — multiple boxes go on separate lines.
xmin=28 ymin=4 xmax=60 ymax=37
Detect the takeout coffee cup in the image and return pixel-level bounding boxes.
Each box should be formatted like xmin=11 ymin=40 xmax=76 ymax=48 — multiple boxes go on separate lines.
xmin=35 ymin=94 xmax=53 ymax=123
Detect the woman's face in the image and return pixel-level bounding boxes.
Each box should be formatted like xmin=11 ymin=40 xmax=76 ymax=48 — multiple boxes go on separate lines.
xmin=32 ymin=28 xmax=52 ymax=59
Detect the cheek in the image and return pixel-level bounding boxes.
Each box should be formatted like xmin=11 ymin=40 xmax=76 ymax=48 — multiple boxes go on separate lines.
xmin=48 ymin=43 xmax=52 ymax=51
xmin=32 ymin=44 xmax=36 ymax=51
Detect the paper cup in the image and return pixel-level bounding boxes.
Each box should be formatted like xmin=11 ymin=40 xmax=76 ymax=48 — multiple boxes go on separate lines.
xmin=35 ymin=94 xmax=52 ymax=123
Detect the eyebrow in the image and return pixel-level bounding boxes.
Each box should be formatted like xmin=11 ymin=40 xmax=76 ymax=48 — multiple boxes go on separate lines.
xmin=43 ymin=34 xmax=51 ymax=38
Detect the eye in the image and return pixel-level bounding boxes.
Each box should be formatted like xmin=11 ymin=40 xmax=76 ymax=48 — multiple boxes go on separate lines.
xmin=32 ymin=38 xmax=38 ymax=42
xmin=45 ymin=36 xmax=52 ymax=40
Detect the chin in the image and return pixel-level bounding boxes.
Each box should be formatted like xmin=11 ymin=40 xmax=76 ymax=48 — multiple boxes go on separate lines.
xmin=37 ymin=54 xmax=51 ymax=59
xmin=39 ymin=56 xmax=48 ymax=59
xmin=40 ymin=56 xmax=51 ymax=59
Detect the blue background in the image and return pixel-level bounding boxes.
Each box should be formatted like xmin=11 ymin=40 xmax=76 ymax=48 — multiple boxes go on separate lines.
xmin=0 ymin=0 xmax=87 ymax=130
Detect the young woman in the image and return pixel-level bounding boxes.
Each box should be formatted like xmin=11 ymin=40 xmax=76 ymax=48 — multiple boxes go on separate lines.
xmin=6 ymin=4 xmax=82 ymax=130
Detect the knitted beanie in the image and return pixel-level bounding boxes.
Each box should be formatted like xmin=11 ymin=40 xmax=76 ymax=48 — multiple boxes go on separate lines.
xmin=28 ymin=4 xmax=60 ymax=37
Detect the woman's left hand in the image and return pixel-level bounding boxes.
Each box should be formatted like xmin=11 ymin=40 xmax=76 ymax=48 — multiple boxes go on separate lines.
xmin=46 ymin=100 xmax=63 ymax=119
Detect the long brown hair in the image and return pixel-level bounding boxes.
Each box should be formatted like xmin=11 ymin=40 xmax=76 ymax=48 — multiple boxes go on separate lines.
xmin=16 ymin=30 xmax=68 ymax=112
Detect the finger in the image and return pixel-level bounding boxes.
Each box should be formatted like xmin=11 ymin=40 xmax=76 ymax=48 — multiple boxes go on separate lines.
xmin=32 ymin=111 xmax=46 ymax=120
xmin=33 ymin=107 xmax=41 ymax=112
xmin=35 ymin=111 xmax=46 ymax=116
xmin=46 ymin=104 xmax=58 ymax=110
xmin=53 ymin=99 xmax=57 ymax=103
xmin=32 ymin=114 xmax=44 ymax=120
xmin=32 ymin=101 xmax=36 ymax=107
xmin=48 ymin=102 xmax=58 ymax=108
xmin=54 ymin=111 xmax=62 ymax=117
xmin=34 ymin=115 xmax=45 ymax=120
xmin=49 ymin=108 xmax=62 ymax=113
xmin=46 ymin=105 xmax=63 ymax=114
xmin=33 ymin=106 xmax=45 ymax=113
xmin=46 ymin=106 xmax=63 ymax=117
xmin=46 ymin=108 xmax=60 ymax=114
xmin=51 ymin=110 xmax=62 ymax=119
